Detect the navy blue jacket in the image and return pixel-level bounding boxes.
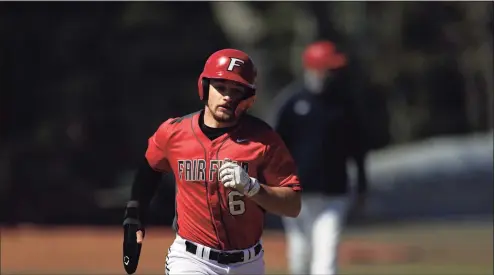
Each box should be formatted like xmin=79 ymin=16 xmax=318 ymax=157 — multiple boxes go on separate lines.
xmin=271 ymin=78 xmax=368 ymax=195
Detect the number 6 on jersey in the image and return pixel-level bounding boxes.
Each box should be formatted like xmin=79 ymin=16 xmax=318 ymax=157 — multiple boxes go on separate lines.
xmin=228 ymin=191 xmax=245 ymax=215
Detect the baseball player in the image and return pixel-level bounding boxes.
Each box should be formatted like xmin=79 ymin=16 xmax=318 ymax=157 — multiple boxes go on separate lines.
xmin=271 ymin=41 xmax=368 ymax=275
xmin=122 ymin=48 xmax=302 ymax=275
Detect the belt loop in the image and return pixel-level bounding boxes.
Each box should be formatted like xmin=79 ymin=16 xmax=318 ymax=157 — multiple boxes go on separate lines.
xmin=243 ymin=250 xmax=249 ymax=262
xmin=195 ymin=245 xmax=203 ymax=258
xmin=204 ymin=246 xmax=211 ymax=260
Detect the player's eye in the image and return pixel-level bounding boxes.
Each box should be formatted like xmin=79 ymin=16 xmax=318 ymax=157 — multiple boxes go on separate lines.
xmin=231 ymin=88 xmax=244 ymax=95
xmin=218 ymin=86 xmax=241 ymax=97
xmin=215 ymin=85 xmax=227 ymax=93
xmin=212 ymin=81 xmax=251 ymax=100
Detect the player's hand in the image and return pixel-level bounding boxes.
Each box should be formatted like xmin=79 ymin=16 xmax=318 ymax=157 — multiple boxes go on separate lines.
xmin=123 ymin=202 xmax=146 ymax=244
xmin=123 ymin=202 xmax=146 ymax=239
xmin=123 ymin=201 xmax=145 ymax=274
xmin=219 ymin=158 xmax=260 ymax=197
xmin=136 ymin=230 xmax=144 ymax=244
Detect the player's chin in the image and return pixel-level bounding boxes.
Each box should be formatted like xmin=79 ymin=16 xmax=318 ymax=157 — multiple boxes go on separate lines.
xmin=215 ymin=110 xmax=235 ymax=122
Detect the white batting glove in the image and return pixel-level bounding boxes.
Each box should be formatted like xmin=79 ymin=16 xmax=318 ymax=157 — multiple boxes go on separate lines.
xmin=219 ymin=159 xmax=260 ymax=197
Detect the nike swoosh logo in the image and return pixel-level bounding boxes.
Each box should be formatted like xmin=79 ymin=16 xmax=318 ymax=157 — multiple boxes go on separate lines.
xmin=236 ymin=138 xmax=249 ymax=143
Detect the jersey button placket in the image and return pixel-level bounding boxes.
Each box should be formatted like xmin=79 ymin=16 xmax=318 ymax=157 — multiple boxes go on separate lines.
xmin=209 ymin=142 xmax=227 ymax=249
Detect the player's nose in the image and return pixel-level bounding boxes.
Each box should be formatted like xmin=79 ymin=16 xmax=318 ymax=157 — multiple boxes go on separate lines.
xmin=222 ymin=93 xmax=234 ymax=102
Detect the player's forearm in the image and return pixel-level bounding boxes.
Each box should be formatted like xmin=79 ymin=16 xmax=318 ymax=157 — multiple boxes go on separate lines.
xmin=249 ymin=185 xmax=301 ymax=218
xmin=128 ymin=158 xmax=163 ymax=222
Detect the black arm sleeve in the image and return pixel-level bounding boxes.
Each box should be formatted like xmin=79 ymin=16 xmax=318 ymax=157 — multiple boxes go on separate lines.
xmin=129 ymin=158 xmax=163 ymax=224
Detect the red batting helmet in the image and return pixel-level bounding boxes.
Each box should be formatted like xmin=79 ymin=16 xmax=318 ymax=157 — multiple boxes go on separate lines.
xmin=198 ymin=49 xmax=257 ymax=101
xmin=302 ymin=41 xmax=347 ymax=71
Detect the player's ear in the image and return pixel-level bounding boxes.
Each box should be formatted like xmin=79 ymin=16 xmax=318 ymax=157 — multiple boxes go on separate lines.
xmin=235 ymin=95 xmax=256 ymax=117
xmin=247 ymin=95 xmax=256 ymax=109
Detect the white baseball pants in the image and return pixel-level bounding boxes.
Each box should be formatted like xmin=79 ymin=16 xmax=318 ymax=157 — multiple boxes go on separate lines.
xmin=282 ymin=195 xmax=350 ymax=275
xmin=165 ymin=234 xmax=265 ymax=275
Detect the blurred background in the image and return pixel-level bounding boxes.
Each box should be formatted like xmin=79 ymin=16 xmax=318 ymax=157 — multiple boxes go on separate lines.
xmin=1 ymin=2 xmax=493 ymax=274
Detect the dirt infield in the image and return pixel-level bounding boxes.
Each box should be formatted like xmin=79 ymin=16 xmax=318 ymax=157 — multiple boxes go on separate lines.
xmin=3 ymin=223 xmax=492 ymax=274
xmin=1 ymin=225 xmax=417 ymax=274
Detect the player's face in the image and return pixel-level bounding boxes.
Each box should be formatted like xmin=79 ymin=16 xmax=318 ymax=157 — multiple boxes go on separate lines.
xmin=206 ymin=79 xmax=252 ymax=123
xmin=304 ymin=69 xmax=328 ymax=94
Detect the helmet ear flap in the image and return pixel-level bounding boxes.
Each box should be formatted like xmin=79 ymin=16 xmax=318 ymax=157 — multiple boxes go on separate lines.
xmin=201 ymin=78 xmax=210 ymax=101
xmin=234 ymin=95 xmax=256 ymax=117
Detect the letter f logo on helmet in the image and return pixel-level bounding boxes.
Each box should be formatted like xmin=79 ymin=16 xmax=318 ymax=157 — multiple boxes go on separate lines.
xmin=227 ymin=58 xmax=245 ymax=72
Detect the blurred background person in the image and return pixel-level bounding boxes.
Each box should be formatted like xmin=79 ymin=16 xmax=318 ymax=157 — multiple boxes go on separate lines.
xmin=271 ymin=40 xmax=369 ymax=275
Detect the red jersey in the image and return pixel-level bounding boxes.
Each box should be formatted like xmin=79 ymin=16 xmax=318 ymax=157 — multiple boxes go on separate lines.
xmin=145 ymin=111 xmax=301 ymax=250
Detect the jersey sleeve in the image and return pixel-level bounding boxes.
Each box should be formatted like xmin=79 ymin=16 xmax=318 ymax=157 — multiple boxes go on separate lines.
xmin=260 ymin=131 xmax=301 ymax=192
xmin=145 ymin=119 xmax=174 ymax=172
